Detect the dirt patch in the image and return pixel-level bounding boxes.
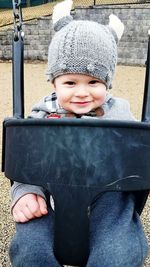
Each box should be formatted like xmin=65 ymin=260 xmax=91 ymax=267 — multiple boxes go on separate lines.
xmin=0 ymin=62 xmax=150 ymax=266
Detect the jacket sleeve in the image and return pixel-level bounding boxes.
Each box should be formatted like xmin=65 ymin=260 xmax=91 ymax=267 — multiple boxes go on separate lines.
xmin=103 ymin=97 xmax=136 ymax=121
xmin=11 ymin=182 xmax=47 ymax=211
xmin=117 ymin=98 xmax=136 ymax=121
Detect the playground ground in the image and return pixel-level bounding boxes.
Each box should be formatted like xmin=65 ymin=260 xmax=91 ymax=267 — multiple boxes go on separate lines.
xmin=0 ymin=62 xmax=150 ymax=266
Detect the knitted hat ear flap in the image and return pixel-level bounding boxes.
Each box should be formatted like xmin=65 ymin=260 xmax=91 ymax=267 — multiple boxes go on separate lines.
xmin=52 ymin=0 xmax=73 ymax=32
xmin=108 ymin=14 xmax=124 ymax=43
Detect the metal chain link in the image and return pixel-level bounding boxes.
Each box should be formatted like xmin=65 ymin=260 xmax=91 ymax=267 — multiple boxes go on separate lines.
xmin=12 ymin=0 xmax=23 ymax=40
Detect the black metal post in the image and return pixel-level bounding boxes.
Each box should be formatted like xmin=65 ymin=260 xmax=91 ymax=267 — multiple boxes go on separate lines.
xmin=141 ymin=33 xmax=150 ymax=122
xmin=12 ymin=31 xmax=24 ymax=118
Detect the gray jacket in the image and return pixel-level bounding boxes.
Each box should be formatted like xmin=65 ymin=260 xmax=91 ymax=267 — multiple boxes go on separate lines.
xmin=11 ymin=93 xmax=135 ymax=208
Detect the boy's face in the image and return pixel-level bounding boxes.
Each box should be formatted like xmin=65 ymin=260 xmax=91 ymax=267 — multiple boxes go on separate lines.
xmin=52 ymin=74 xmax=107 ymax=114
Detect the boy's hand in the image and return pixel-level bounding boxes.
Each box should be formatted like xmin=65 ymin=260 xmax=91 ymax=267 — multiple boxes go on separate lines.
xmin=12 ymin=194 xmax=48 ymax=223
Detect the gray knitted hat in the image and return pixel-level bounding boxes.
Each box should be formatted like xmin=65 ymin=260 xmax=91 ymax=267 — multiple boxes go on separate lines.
xmin=47 ymin=0 xmax=124 ymax=88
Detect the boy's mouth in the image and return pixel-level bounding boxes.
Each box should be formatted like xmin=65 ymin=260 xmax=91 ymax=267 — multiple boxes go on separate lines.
xmin=71 ymin=101 xmax=92 ymax=105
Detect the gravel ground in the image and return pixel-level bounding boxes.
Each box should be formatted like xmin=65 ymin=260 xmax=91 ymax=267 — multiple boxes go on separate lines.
xmin=0 ymin=62 xmax=150 ymax=266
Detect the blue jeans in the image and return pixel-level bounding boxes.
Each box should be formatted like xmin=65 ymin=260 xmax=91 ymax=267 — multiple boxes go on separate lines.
xmin=9 ymin=192 xmax=148 ymax=267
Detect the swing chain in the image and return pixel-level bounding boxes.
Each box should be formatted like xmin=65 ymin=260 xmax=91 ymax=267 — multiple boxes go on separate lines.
xmin=12 ymin=0 xmax=23 ymax=40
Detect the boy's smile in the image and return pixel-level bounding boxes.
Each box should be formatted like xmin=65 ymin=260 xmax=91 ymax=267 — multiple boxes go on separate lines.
xmin=52 ymin=73 xmax=107 ymax=114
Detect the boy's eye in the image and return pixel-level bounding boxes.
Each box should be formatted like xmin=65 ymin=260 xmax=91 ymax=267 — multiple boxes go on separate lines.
xmin=89 ymin=80 xmax=100 ymax=84
xmin=64 ymin=81 xmax=75 ymax=85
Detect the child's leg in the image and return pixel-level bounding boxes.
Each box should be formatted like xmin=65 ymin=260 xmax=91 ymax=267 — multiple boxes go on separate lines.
xmin=87 ymin=192 xmax=148 ymax=267
xmin=9 ymin=208 xmax=62 ymax=267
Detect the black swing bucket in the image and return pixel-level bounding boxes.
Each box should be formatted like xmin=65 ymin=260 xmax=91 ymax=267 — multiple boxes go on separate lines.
xmin=1 ymin=3 xmax=150 ymax=266
xmin=2 ymin=118 xmax=150 ymax=266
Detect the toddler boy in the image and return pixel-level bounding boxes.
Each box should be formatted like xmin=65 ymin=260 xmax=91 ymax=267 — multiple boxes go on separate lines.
xmin=9 ymin=1 xmax=148 ymax=266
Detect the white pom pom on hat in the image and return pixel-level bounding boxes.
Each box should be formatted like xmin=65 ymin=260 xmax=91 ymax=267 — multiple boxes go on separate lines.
xmin=52 ymin=0 xmax=73 ymax=25
xmin=109 ymin=14 xmax=124 ymax=41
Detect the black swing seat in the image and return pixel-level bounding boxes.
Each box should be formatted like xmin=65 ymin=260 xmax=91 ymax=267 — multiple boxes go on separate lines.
xmin=2 ymin=117 xmax=150 ymax=266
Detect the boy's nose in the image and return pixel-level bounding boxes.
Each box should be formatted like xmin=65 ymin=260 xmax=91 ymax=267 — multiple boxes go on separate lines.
xmin=74 ymin=86 xmax=89 ymax=97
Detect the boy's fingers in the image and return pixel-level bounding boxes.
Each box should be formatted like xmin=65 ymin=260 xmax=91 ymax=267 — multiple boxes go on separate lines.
xmin=12 ymin=194 xmax=47 ymax=222
xmin=12 ymin=211 xmax=19 ymax=222
xmin=37 ymin=195 xmax=48 ymax=215
xmin=21 ymin=206 xmax=36 ymax=220
xmin=27 ymin=200 xmax=42 ymax=217
xmin=13 ymin=210 xmax=29 ymax=223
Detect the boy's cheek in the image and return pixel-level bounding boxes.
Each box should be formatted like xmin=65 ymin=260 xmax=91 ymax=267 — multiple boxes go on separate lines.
xmin=57 ymin=92 xmax=69 ymax=102
xmin=56 ymin=96 xmax=67 ymax=108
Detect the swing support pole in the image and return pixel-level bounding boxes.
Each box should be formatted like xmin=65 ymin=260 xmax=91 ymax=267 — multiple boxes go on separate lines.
xmin=12 ymin=0 xmax=24 ymax=118
xmin=142 ymin=31 xmax=150 ymax=122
